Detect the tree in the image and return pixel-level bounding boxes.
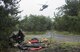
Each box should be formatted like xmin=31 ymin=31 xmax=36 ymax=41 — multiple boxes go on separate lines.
xmin=0 ymin=0 xmax=20 ymax=52
xmin=54 ymin=0 xmax=80 ymax=33
xmin=57 ymin=0 xmax=80 ymax=16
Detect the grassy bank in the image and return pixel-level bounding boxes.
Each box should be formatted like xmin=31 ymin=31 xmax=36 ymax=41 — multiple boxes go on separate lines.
xmin=41 ymin=42 xmax=80 ymax=52
xmin=25 ymin=31 xmax=47 ymax=35
xmin=53 ymin=30 xmax=80 ymax=35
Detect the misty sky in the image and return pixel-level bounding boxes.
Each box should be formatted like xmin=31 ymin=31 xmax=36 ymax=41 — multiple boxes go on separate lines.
xmin=19 ymin=0 xmax=65 ymax=17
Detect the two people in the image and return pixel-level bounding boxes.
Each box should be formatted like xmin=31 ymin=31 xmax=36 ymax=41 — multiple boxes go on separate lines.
xmin=9 ymin=30 xmax=25 ymax=47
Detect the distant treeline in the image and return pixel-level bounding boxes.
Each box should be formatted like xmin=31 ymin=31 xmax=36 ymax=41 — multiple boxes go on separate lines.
xmin=19 ymin=15 xmax=53 ymax=31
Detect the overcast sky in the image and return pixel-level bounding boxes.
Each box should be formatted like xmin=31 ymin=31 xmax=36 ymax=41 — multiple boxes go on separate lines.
xmin=19 ymin=0 xmax=65 ymax=17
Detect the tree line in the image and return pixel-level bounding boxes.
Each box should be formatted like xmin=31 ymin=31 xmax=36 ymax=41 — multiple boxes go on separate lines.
xmin=53 ymin=0 xmax=80 ymax=33
xmin=19 ymin=15 xmax=53 ymax=31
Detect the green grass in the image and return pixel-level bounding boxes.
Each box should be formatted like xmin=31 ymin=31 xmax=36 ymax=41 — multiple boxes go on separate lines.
xmin=54 ymin=30 xmax=80 ymax=35
xmin=62 ymin=42 xmax=80 ymax=46
xmin=40 ymin=40 xmax=80 ymax=52
xmin=25 ymin=31 xmax=46 ymax=35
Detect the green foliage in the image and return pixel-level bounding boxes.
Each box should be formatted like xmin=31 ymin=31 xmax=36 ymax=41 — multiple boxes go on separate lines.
xmin=41 ymin=42 xmax=80 ymax=52
xmin=19 ymin=15 xmax=53 ymax=31
xmin=54 ymin=0 xmax=80 ymax=33
xmin=25 ymin=31 xmax=46 ymax=35
xmin=57 ymin=0 xmax=80 ymax=16
xmin=0 ymin=0 xmax=20 ymax=52
xmin=54 ymin=15 xmax=80 ymax=32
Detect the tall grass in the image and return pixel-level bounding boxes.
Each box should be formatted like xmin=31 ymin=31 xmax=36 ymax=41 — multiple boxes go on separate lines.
xmin=25 ymin=31 xmax=46 ymax=35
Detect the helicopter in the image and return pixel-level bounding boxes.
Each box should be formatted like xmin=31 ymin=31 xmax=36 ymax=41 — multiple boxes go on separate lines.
xmin=39 ymin=2 xmax=48 ymax=11
xmin=40 ymin=4 xmax=48 ymax=11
